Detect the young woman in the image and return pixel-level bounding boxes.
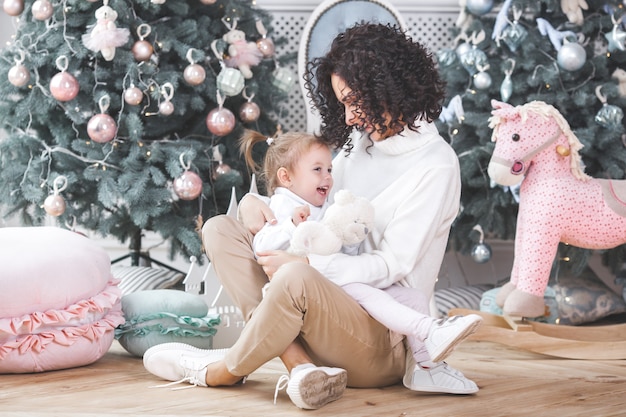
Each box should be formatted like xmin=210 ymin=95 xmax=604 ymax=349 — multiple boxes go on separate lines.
xmin=241 ymin=127 xmax=481 ymax=367
xmin=143 ymin=23 xmax=479 ymax=410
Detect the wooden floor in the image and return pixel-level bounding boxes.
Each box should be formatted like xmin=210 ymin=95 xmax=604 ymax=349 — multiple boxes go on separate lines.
xmin=1 ymin=339 xmax=626 ymax=417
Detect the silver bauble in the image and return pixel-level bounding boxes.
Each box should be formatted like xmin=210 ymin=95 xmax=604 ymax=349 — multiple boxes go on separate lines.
xmin=455 ymin=42 xmax=472 ymax=58
xmin=557 ymin=42 xmax=586 ymax=72
xmin=471 ymin=242 xmax=492 ymax=263
xmin=473 ymin=71 xmax=492 ymax=90
xmin=595 ymin=103 xmax=624 ymax=129
xmin=466 ymin=0 xmax=494 ymax=15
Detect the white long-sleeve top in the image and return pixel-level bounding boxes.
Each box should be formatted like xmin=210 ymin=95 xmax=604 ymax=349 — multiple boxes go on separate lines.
xmin=308 ymin=121 xmax=461 ymax=302
xmin=253 ymin=187 xmax=327 ymax=254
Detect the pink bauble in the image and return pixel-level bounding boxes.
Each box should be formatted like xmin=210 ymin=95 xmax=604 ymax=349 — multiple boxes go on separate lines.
xmin=87 ymin=113 xmax=116 ymax=143
xmin=32 ymin=0 xmax=53 ymax=20
xmin=3 ymin=0 xmax=24 ymax=16
xmin=173 ymin=171 xmax=202 ymax=200
xmin=206 ymin=107 xmax=235 ymax=136
xmin=123 ymin=86 xmax=143 ymax=105
xmin=256 ymin=37 xmax=275 ymax=58
xmin=199 ymin=0 xmax=217 ymax=4
xmin=159 ymin=101 xmax=174 ymax=116
xmin=213 ymin=163 xmax=231 ymax=179
xmin=50 ymin=71 xmax=79 ymax=102
xmin=132 ymin=40 xmax=153 ymax=62
xmin=239 ymin=101 xmax=260 ymax=123
xmin=8 ymin=64 xmax=30 ymax=87
xmin=43 ymin=194 xmax=65 ymax=216
xmin=183 ymin=63 xmax=206 ymax=86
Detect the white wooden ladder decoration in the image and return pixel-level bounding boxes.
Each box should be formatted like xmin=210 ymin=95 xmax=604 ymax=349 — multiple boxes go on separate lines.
xmin=182 ymin=174 xmax=258 ymax=348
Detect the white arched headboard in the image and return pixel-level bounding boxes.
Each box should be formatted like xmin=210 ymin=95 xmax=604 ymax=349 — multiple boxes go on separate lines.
xmin=297 ymin=0 xmax=408 ymax=134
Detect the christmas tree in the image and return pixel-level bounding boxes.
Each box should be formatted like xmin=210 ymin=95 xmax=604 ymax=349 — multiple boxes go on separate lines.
xmin=0 ymin=0 xmax=295 ymax=260
xmin=436 ymin=0 xmax=626 ymax=274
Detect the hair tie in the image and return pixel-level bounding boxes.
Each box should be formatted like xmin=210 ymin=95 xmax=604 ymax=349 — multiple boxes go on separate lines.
xmin=266 ymin=137 xmax=274 ymax=145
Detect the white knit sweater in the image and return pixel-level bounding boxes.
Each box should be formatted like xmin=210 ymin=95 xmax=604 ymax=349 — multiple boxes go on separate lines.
xmin=308 ymin=121 xmax=461 ymax=301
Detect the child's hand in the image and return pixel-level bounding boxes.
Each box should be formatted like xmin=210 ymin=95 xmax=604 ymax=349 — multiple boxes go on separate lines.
xmin=292 ymin=205 xmax=310 ymax=226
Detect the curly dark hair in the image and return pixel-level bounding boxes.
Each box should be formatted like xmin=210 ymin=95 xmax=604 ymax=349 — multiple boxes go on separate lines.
xmin=304 ymin=22 xmax=446 ymax=152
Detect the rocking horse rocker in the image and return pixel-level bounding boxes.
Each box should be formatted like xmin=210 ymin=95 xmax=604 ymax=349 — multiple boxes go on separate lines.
xmin=452 ymin=99 xmax=626 ymax=359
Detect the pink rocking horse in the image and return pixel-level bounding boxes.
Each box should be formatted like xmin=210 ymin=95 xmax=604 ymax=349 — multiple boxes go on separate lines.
xmin=487 ymin=100 xmax=626 ymax=318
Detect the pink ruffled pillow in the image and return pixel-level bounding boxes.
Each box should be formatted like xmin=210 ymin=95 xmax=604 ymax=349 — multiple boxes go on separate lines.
xmin=0 ymin=227 xmax=125 ymax=373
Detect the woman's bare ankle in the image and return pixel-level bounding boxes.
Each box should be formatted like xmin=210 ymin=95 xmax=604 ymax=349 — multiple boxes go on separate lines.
xmin=205 ymin=360 xmax=243 ymax=386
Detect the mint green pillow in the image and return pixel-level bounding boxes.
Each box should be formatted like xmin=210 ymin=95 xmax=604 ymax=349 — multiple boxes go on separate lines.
xmin=116 ymin=289 xmax=220 ymax=357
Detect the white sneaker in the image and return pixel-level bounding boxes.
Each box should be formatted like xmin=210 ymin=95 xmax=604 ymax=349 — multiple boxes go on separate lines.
xmin=274 ymin=363 xmax=348 ymax=409
xmin=143 ymin=343 xmax=229 ymax=389
xmin=403 ymin=357 xmax=478 ymax=394
xmin=425 ymin=314 xmax=483 ymax=363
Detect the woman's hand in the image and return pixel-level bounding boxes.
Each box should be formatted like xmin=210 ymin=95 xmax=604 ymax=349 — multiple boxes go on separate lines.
xmin=238 ymin=194 xmax=276 ymax=235
xmin=256 ymin=250 xmax=308 ymax=279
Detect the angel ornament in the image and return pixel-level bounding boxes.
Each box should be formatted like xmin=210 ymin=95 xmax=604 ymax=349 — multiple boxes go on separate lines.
xmin=82 ymin=0 xmax=130 ymax=61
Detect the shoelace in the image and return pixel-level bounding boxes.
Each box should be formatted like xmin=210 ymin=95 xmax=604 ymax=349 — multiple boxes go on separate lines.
xmin=273 ymin=374 xmax=290 ymax=404
xmin=151 ymin=377 xmax=202 ymax=391
xmin=150 ymin=357 xmax=208 ymax=391
xmin=151 ymin=372 xmax=249 ymax=391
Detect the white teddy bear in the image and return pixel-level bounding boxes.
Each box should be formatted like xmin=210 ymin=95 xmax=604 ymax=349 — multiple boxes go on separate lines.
xmin=81 ymin=1 xmax=130 ymax=61
xmin=289 ymin=190 xmax=375 ymax=256
xmin=222 ymin=28 xmax=263 ymax=79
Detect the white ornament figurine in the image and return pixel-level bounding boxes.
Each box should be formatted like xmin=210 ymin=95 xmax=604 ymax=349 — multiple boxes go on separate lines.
xmin=500 ymin=59 xmax=515 ymax=103
xmin=222 ymin=21 xmax=262 ymax=79
xmin=82 ymin=0 xmax=130 ymax=61
xmin=612 ymin=68 xmax=626 ymax=97
xmin=560 ymin=0 xmax=588 ymax=26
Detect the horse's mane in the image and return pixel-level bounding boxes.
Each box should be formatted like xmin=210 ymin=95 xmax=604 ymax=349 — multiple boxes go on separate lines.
xmin=491 ymin=101 xmax=591 ymax=181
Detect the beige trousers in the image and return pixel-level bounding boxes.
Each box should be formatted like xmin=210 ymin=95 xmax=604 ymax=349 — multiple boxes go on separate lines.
xmin=202 ymin=215 xmax=406 ymax=388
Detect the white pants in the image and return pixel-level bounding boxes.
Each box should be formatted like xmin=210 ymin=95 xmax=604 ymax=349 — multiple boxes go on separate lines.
xmin=342 ymin=282 xmax=433 ymax=363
